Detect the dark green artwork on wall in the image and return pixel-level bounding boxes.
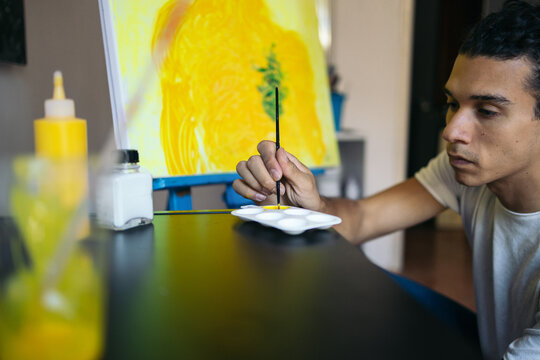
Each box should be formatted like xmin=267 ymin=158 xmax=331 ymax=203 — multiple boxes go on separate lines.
xmin=0 ymin=0 xmax=26 ymax=65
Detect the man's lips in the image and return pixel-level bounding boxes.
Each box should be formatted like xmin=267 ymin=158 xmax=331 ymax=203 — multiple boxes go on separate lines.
xmin=448 ymin=153 xmax=474 ymax=166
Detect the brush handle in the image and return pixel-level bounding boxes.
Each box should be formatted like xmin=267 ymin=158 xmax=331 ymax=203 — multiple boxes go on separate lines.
xmin=275 ymin=87 xmax=280 ymax=149
xmin=275 ymin=87 xmax=280 ymax=206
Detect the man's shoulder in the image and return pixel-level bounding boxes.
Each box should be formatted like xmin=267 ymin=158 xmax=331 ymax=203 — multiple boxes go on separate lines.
xmin=415 ymin=151 xmax=463 ymax=212
xmin=415 ymin=151 xmax=495 ymax=214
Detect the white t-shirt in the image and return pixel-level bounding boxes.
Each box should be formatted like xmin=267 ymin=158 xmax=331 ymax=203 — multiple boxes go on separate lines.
xmin=415 ymin=151 xmax=540 ymax=360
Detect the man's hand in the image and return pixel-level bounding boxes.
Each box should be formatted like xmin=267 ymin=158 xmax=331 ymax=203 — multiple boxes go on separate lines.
xmin=234 ymin=141 xmax=446 ymax=245
xmin=233 ymin=140 xmax=323 ymax=210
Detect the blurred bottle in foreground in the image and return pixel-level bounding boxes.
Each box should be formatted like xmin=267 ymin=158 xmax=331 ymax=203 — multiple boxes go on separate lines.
xmin=0 ymin=72 xmax=103 ymax=360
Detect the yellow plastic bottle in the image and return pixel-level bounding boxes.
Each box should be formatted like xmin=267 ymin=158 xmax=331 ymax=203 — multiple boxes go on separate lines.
xmin=31 ymin=71 xmax=90 ymax=230
xmin=34 ymin=71 xmax=87 ymax=158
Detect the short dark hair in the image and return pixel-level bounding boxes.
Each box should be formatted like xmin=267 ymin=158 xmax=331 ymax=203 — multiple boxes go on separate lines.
xmin=459 ymin=0 xmax=540 ymax=118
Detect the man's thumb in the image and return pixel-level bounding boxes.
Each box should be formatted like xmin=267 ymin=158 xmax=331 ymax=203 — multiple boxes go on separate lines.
xmin=276 ymin=148 xmax=305 ymax=186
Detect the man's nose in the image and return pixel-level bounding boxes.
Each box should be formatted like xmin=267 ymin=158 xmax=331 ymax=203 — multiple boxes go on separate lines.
xmin=442 ymin=110 xmax=473 ymax=144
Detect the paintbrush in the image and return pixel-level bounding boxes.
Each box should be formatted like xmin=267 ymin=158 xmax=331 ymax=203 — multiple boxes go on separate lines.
xmin=275 ymin=87 xmax=280 ymax=209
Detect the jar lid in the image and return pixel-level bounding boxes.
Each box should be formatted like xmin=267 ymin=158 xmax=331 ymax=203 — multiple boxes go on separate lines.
xmin=116 ymin=149 xmax=139 ymax=164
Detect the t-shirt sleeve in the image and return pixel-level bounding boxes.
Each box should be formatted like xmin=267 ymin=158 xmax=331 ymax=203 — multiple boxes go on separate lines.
xmin=504 ymin=315 xmax=540 ymax=360
xmin=414 ymin=151 xmax=462 ymax=213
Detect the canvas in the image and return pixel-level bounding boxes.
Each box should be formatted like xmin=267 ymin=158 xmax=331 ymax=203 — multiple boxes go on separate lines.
xmin=99 ymin=0 xmax=339 ymax=178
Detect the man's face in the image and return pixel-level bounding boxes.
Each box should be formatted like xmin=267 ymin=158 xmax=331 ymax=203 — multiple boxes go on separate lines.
xmin=442 ymin=55 xmax=540 ymax=187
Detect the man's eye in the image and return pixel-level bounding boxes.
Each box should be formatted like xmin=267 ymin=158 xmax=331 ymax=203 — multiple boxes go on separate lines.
xmin=445 ymin=102 xmax=458 ymax=111
xmin=477 ymin=108 xmax=499 ymax=117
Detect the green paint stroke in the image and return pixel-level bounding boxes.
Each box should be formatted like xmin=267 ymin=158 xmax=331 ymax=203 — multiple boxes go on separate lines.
xmin=254 ymin=44 xmax=287 ymax=121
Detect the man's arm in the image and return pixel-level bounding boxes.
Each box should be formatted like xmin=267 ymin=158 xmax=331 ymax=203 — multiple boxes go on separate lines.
xmin=234 ymin=140 xmax=446 ymax=244
xmin=320 ymin=177 xmax=446 ymax=245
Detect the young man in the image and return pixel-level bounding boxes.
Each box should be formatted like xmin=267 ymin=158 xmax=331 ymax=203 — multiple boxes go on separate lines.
xmin=233 ymin=1 xmax=540 ymax=359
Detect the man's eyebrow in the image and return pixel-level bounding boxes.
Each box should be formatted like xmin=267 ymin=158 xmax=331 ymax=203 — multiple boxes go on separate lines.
xmin=470 ymin=94 xmax=512 ymax=105
xmin=443 ymin=87 xmax=512 ymax=105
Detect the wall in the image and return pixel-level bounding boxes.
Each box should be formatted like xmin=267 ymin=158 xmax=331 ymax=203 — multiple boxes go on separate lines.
xmin=331 ymin=0 xmax=414 ymax=271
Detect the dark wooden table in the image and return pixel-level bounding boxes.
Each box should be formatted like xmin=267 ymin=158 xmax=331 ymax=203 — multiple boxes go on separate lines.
xmin=0 ymin=212 xmax=481 ymax=359
xmin=86 ymin=211 xmax=481 ymax=359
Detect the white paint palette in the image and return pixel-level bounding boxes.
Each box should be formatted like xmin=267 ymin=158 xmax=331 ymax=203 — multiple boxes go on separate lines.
xmin=231 ymin=205 xmax=342 ymax=235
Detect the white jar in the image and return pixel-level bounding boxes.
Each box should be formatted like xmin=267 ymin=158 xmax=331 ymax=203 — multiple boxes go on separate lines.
xmin=96 ymin=149 xmax=153 ymax=230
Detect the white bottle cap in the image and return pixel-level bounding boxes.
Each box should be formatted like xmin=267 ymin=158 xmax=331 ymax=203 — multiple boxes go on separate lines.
xmin=44 ymin=71 xmax=75 ymax=118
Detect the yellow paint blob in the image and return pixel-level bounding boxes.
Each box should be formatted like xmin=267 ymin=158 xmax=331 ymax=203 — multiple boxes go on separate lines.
xmin=263 ymin=205 xmax=290 ymax=210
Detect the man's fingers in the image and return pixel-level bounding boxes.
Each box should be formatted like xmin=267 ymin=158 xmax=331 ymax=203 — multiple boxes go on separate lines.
xmin=236 ymin=160 xmax=271 ymax=195
xmin=232 ymin=179 xmax=267 ymax=202
xmin=245 ymin=155 xmax=278 ymax=193
xmin=257 ymin=140 xmax=282 ymax=181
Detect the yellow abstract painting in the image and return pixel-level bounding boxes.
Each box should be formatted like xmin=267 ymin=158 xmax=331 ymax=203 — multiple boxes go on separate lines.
xmin=101 ymin=0 xmax=339 ymax=177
